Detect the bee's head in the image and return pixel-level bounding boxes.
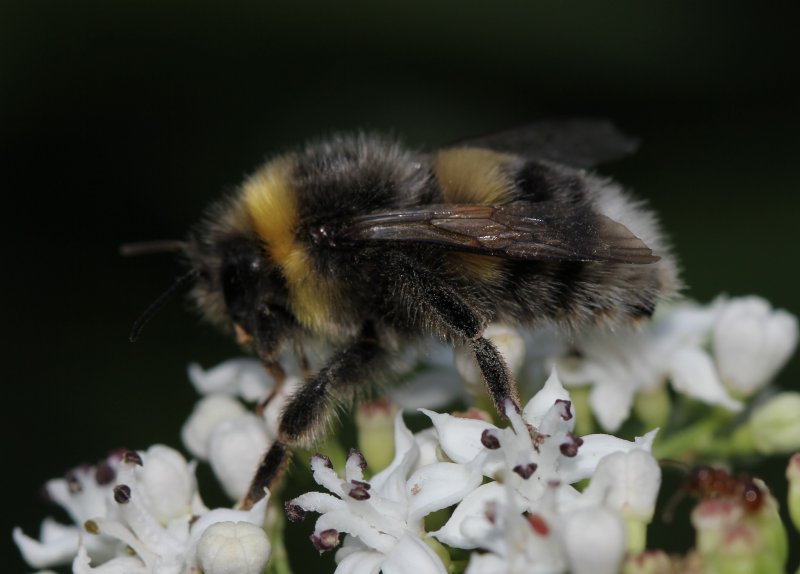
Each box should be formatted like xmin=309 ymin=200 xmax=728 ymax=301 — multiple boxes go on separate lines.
xmin=186 ymin=231 xmax=297 ymax=361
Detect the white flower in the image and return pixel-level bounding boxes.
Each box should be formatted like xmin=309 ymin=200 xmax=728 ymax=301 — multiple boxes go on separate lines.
xmin=72 ymin=447 xmax=269 ymax=573
xmin=579 ymin=448 xmax=661 ymax=523
xmin=461 ymin=484 xmax=626 ymax=574
xmin=463 ymin=489 xmax=567 ymax=574
xmin=577 ymin=448 xmax=661 ymax=554
xmin=196 ymin=522 xmax=271 ymax=574
xmin=556 ymin=300 xmax=742 ymax=431
xmin=713 ymin=296 xmax=798 ymax=397
xmin=428 ymin=369 xmax=658 ymax=551
xmin=183 ymin=358 xmax=304 ymax=500
xmin=14 ymin=453 xmax=121 ymax=569
xmin=287 ymin=414 xmax=478 ymax=574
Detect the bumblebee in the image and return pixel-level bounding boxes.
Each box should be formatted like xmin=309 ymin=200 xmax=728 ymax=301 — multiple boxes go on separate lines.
xmin=135 ymin=120 xmax=678 ymax=509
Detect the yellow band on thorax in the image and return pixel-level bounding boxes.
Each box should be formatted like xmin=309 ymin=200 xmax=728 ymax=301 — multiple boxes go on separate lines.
xmin=242 ymin=158 xmax=341 ymax=334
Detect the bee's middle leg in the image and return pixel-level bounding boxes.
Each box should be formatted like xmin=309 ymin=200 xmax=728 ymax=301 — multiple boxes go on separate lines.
xmin=241 ymin=324 xmax=386 ymax=510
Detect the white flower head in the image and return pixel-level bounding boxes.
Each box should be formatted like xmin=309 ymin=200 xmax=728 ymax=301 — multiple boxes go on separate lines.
xmin=463 ymin=488 xmax=567 ymax=574
xmin=557 ymin=300 xmax=743 ymax=431
xmin=428 ymin=369 xmax=658 ymax=551
xmin=287 ymin=413 xmax=477 ymax=574
xmin=72 ymin=446 xmax=269 ymax=573
xmin=713 ymin=296 xmax=798 ymax=397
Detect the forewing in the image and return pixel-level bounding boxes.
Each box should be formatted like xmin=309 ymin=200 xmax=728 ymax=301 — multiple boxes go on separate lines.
xmin=453 ymin=118 xmax=639 ymax=168
xmin=341 ymin=202 xmax=659 ymax=264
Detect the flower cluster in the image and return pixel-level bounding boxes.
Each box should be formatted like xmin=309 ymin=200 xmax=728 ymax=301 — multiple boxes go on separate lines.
xmin=286 ymin=371 xmax=661 ymax=574
xmin=14 ymin=446 xmax=270 ymax=574
xmin=13 ymin=294 xmax=800 ymax=574
xmin=552 ymin=296 xmax=798 ymax=432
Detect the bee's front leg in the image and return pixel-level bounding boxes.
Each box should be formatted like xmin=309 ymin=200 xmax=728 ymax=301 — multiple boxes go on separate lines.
xmin=241 ymin=324 xmax=387 ymax=510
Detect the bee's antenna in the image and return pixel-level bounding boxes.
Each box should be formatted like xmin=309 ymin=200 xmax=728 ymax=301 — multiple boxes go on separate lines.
xmin=120 ymin=240 xmax=187 ymax=257
xmin=129 ymin=269 xmax=199 ymax=342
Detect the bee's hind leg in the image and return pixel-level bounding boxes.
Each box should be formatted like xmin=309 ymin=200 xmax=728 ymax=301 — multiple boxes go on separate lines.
xmin=241 ymin=324 xmax=387 ymax=510
xmin=387 ymin=252 xmax=521 ymax=418
xmin=470 ymin=336 xmax=520 ymax=417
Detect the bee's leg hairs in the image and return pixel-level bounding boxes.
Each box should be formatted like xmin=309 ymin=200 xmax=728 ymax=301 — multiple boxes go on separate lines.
xmin=241 ymin=324 xmax=387 ymax=510
xmin=387 ymin=252 xmax=521 ymax=417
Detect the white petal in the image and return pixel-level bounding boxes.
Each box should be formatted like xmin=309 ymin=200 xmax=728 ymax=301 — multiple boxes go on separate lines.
xmin=420 ymin=409 xmax=495 ymax=464
xmin=290 ymin=492 xmax=347 ymax=515
xmin=207 ymin=414 xmax=269 ymax=500
xmin=13 ymin=524 xmax=80 ymax=569
xmin=136 ymin=445 xmax=196 ymax=522
xmin=382 ymin=534 xmax=447 ymax=574
xmin=588 ymin=376 xmax=636 ymax=432
xmin=181 ymin=395 xmax=246 ymax=460
xmin=370 ymin=413 xmax=419 ymax=502
xmin=412 ymin=428 xmax=443 ymax=471
xmin=187 ymin=359 xmax=273 ymax=400
xmin=669 ymin=347 xmax=743 ymax=411
xmin=310 ymin=454 xmax=347 ymax=498
xmin=522 ymin=368 xmax=571 ymax=427
xmin=465 ymin=552 xmax=508 ymax=574
xmin=314 ymin=511 xmax=395 ymax=554
xmin=335 ymin=548 xmax=384 ymax=574
xmin=433 ymin=482 xmax=504 ymax=549
xmin=45 ymin=470 xmax=109 ymax=527
xmin=196 ymin=521 xmax=271 ymax=574
xmin=406 ymin=462 xmax=483 ymax=523
xmin=562 ymin=506 xmax=625 ymax=574
xmin=581 ymin=449 xmax=661 ymax=520
xmin=73 ymin=544 xmax=148 ymax=574
xmin=559 ymin=432 xmax=655 ymax=484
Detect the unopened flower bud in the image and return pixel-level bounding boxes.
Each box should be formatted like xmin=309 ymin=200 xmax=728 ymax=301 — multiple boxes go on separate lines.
xmin=196 ymin=521 xmax=271 ymax=574
xmin=208 ymin=414 xmax=269 ymax=500
xmin=713 ymin=297 xmax=798 ymax=397
xmin=355 ymin=398 xmax=397 ymax=473
xmin=741 ymin=392 xmax=800 ymax=455
xmin=182 ymin=395 xmax=246 ymax=459
xmin=134 ymin=445 xmax=196 ymax=522
xmin=562 ymin=506 xmax=626 ymax=574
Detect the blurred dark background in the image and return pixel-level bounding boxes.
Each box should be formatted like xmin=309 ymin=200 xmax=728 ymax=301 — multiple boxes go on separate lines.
xmin=3 ymin=1 xmax=799 ymax=571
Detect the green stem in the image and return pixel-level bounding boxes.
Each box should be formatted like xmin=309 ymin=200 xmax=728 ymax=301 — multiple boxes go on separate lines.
xmin=653 ymin=409 xmax=734 ymax=460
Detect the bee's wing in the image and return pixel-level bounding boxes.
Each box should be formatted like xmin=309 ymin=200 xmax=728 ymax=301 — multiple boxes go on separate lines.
xmin=342 ymin=202 xmax=658 ymax=264
xmin=453 ymin=119 xmax=639 ymax=168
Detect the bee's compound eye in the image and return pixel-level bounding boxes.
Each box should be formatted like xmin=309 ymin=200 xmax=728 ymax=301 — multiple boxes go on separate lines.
xmin=221 ymin=259 xmax=260 ymax=326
